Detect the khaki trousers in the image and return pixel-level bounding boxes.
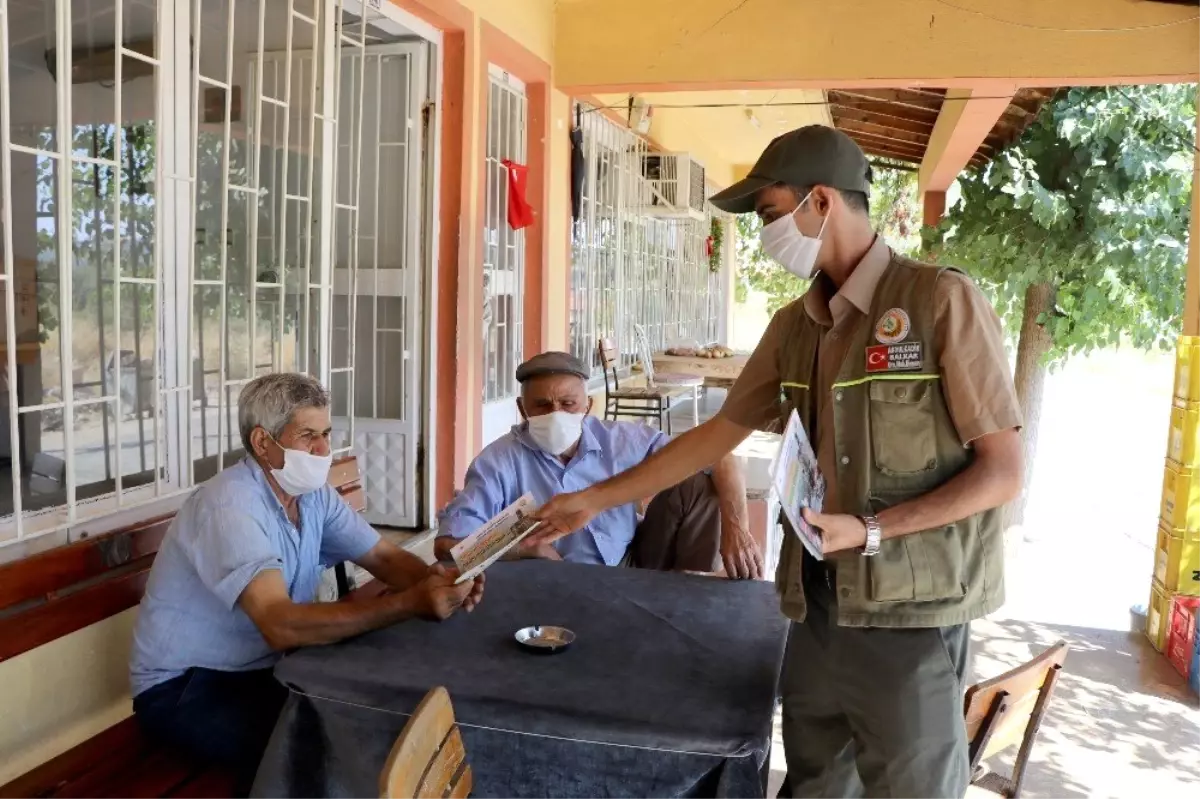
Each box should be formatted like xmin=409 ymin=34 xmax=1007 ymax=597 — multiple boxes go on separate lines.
xmin=777 ymin=553 xmax=970 ymax=798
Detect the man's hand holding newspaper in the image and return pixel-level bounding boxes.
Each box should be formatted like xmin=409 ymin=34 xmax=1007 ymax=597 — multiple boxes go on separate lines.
xmin=450 ymin=494 xmax=554 ymax=584
xmin=409 ymin=563 xmax=485 ymax=619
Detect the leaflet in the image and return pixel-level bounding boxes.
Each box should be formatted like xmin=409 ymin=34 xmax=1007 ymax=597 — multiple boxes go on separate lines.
xmin=770 ymin=409 xmax=827 ymax=561
xmin=450 ymin=493 xmax=542 ymax=584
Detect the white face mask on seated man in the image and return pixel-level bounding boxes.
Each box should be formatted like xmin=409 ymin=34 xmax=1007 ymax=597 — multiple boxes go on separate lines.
xmin=526 ymin=411 xmax=586 ymax=456
xmin=269 ymin=438 xmax=334 ymax=496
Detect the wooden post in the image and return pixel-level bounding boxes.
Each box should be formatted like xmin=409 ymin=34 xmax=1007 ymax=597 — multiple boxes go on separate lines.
xmin=922 ymin=190 xmax=947 ymax=227
xmin=1184 ymin=86 xmax=1200 ymax=337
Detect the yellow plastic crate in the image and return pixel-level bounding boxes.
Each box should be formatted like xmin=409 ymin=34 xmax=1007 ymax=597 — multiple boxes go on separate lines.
xmin=1155 ymin=524 xmax=1200 ymax=596
xmin=1147 ymin=579 xmax=1171 ymax=651
xmin=1175 ymin=336 xmax=1200 ymax=403
xmin=1160 ymin=461 xmax=1200 ymax=533
xmin=1167 ymin=401 xmax=1200 ymax=468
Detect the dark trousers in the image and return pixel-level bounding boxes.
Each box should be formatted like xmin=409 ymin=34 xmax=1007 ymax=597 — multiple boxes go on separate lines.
xmin=133 ymin=667 xmax=288 ymax=792
xmin=778 ymin=554 xmax=970 ymax=798
xmin=627 ymin=471 xmax=723 ymax=572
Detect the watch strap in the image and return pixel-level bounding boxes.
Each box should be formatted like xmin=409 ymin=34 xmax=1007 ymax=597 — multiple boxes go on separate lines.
xmin=861 ymin=514 xmax=882 ymax=556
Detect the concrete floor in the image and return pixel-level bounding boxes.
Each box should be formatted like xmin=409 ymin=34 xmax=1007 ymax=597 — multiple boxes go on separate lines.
xmin=393 ymin=382 xmax=1200 ymax=798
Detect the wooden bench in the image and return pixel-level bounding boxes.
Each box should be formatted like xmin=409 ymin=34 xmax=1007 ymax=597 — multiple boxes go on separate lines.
xmin=0 ymin=456 xmax=366 ymax=799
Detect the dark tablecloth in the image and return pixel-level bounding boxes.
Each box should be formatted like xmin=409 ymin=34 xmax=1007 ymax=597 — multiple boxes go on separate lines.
xmin=252 ymin=561 xmax=788 ymax=798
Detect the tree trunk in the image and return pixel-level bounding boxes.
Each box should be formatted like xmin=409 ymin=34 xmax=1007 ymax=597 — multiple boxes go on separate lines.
xmin=1008 ymin=281 xmax=1056 ymax=528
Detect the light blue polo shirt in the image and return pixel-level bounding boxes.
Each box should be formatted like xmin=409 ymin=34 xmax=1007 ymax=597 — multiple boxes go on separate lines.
xmin=129 ymin=458 xmax=380 ymax=696
xmin=438 ymin=417 xmax=669 ymax=565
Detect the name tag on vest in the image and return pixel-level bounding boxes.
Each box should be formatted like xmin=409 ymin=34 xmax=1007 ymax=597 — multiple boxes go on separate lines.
xmin=866 ymin=342 xmax=924 ymax=372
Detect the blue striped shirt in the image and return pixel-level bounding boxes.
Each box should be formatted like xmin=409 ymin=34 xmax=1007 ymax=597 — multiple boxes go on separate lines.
xmin=439 ymin=417 xmax=668 ymax=566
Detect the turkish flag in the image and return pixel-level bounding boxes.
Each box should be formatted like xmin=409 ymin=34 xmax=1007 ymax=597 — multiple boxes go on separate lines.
xmin=866 ymin=345 xmax=890 ymax=373
xmin=502 ymin=159 xmax=535 ymax=230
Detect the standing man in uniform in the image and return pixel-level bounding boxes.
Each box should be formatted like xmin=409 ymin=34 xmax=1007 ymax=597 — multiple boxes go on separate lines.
xmin=529 ymin=126 xmax=1024 ymax=798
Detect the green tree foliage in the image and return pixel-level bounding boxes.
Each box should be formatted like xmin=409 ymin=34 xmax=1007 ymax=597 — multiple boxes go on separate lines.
xmin=735 ymin=163 xmax=922 ymax=314
xmin=925 ymin=85 xmax=1196 ymax=362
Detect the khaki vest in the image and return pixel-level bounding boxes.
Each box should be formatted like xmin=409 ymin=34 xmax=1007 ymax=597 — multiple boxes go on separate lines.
xmin=774 ymin=256 xmax=1005 ymax=628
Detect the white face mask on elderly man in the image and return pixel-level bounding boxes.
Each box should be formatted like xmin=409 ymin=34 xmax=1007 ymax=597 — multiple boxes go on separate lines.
xmin=269 ymin=437 xmax=333 ymax=496
xmin=759 ymin=190 xmax=829 ymax=280
xmin=526 ymin=411 xmax=586 ymax=456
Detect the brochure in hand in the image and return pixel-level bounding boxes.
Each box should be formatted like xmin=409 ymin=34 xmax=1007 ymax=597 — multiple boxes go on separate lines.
xmin=770 ymin=409 xmax=827 ymax=561
xmin=449 ymin=493 xmax=543 ymax=584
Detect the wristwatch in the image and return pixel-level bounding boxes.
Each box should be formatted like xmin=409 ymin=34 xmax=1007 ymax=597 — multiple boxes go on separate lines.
xmin=860 ymin=515 xmax=882 ymax=556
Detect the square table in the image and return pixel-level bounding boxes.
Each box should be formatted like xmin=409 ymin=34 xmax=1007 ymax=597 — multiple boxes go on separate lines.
xmin=252 ymin=561 xmax=788 ymax=798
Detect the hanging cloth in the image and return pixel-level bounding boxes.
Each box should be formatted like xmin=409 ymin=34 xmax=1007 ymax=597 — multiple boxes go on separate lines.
xmin=570 ymin=104 xmax=585 ymax=222
xmin=501 ymin=159 xmax=535 ymax=230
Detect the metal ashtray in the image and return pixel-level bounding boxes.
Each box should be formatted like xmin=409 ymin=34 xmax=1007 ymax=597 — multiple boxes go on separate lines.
xmin=514 ymin=625 xmax=576 ymax=654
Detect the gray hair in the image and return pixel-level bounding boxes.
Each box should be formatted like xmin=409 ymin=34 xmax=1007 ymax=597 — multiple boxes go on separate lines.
xmin=238 ymin=372 xmax=330 ymax=452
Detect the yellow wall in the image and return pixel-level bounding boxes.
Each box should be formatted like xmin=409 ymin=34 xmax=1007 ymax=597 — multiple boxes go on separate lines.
xmin=462 ymin=0 xmax=555 ymax=63
xmin=0 ymin=611 xmax=137 ymax=785
xmin=595 ymin=89 xmax=830 ymax=189
xmin=556 ymin=0 xmax=1199 ymax=90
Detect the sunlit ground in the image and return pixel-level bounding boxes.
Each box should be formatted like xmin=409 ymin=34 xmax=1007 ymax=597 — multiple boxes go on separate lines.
xmin=979 ymin=347 xmax=1199 ymax=798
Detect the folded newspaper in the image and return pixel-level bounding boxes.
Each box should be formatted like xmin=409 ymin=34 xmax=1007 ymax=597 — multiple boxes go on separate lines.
xmin=449 ymin=494 xmax=543 ymax=584
xmin=771 ymin=409 xmax=827 ymax=561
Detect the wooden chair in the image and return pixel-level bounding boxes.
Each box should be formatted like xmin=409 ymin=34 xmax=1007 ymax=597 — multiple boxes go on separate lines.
xmin=963 ymin=640 xmax=1069 ymax=798
xmin=379 ymin=687 xmax=472 ymax=799
xmin=598 ymin=337 xmax=690 ymax=433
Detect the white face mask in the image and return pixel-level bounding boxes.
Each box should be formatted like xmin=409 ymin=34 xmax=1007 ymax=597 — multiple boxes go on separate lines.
xmin=526 ymin=411 xmax=586 ymax=456
xmin=759 ymin=191 xmax=828 ymax=280
xmin=268 ymin=437 xmax=333 ymax=496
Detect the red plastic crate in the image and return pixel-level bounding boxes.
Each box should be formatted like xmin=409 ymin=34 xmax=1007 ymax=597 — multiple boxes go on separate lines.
xmin=1167 ymin=601 xmax=1199 ymax=679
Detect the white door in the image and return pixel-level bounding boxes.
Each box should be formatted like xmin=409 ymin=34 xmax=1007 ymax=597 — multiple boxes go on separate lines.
xmin=329 ymin=42 xmax=428 ymax=528
xmin=480 ymin=67 xmax=527 ymax=447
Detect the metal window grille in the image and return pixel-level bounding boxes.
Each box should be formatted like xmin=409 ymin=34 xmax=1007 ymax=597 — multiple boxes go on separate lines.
xmin=568 ymin=108 xmax=625 ymax=376
xmin=568 ymin=104 xmax=726 ymax=375
xmin=186 ymin=0 xmax=335 ymax=487
xmin=482 ymin=68 xmax=526 ymax=403
xmin=0 ymin=0 xmax=379 ymax=549
xmin=0 ymin=0 xmax=175 ymax=545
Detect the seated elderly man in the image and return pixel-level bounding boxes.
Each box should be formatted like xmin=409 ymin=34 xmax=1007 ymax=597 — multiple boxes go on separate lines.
xmin=435 ymin=352 xmax=762 ymax=577
xmin=130 ymin=373 xmax=484 ymax=786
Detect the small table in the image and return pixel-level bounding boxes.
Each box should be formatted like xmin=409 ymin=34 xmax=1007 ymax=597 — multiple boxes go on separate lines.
xmin=652 ymin=352 xmax=749 ymax=390
xmin=252 ymin=562 xmax=788 ymax=798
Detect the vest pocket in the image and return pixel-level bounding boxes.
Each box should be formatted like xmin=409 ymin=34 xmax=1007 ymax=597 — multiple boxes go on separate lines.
xmin=868 ymin=379 xmax=938 ymax=475
xmin=867 ymin=496 xmax=968 ymax=603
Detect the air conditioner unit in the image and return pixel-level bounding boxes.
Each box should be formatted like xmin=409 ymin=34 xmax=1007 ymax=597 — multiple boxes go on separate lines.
xmin=636 ymin=153 xmax=706 ymax=220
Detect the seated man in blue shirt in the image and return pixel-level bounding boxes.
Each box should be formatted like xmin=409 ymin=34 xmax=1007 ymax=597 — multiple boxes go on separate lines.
xmin=436 ymin=352 xmax=761 ymax=578
xmin=130 ymin=373 xmax=484 ymax=787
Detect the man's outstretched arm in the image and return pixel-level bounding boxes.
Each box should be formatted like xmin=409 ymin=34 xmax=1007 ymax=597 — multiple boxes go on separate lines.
xmin=530 ymin=415 xmax=752 ymax=543
xmin=238 ymin=566 xmax=474 ymax=651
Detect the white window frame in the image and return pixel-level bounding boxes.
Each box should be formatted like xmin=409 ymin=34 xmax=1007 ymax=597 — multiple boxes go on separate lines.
xmin=482 ymin=65 xmax=527 ymax=404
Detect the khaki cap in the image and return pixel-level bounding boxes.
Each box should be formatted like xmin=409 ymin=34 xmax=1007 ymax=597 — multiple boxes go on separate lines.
xmin=709 ymin=125 xmax=873 ymax=214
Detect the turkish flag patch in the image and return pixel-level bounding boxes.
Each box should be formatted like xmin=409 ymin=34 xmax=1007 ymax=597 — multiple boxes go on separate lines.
xmin=866 ymin=342 xmax=924 ymax=373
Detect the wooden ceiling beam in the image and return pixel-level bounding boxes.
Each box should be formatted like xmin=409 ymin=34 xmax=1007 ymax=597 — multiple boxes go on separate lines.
xmin=834 ymin=117 xmax=930 ymax=149
xmin=826 ymin=93 xmax=941 ymax=126
xmin=835 ymin=88 xmax=946 ymax=114
xmin=828 ymin=104 xmax=935 ymax=137
xmin=841 ymin=128 xmax=927 ymax=156
xmin=859 ymin=144 xmax=923 ymax=164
